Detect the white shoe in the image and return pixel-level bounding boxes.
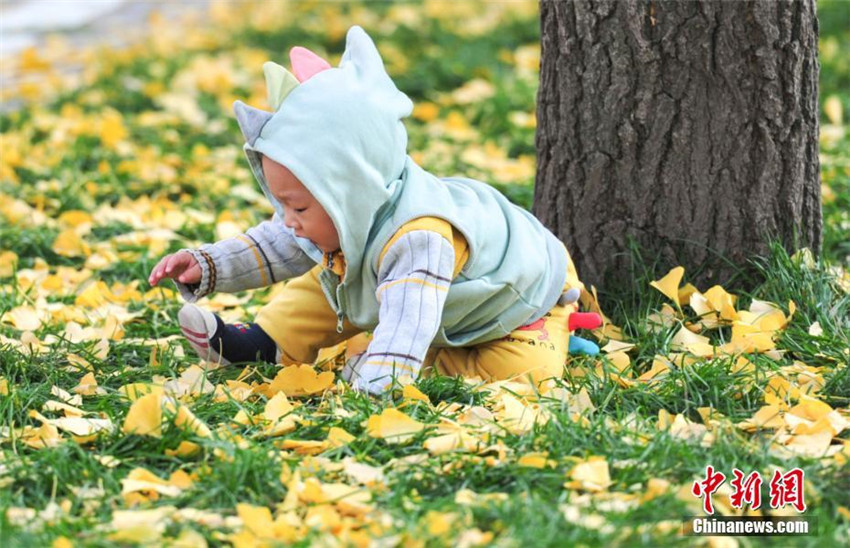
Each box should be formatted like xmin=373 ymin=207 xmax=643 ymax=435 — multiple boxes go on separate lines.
xmin=178 ymin=304 xmax=230 ymax=365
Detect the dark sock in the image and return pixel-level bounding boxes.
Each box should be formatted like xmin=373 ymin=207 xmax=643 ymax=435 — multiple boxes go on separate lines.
xmin=209 ymin=315 xmax=277 ymax=363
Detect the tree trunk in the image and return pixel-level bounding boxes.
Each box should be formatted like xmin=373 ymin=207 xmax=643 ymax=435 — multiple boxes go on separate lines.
xmin=534 ymin=0 xmax=821 ymax=291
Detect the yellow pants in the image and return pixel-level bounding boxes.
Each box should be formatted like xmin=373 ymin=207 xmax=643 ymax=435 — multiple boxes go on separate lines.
xmin=255 ymin=264 xmax=582 ymax=388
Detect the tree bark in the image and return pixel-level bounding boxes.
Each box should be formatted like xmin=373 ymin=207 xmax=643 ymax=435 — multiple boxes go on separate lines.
xmin=534 ymin=0 xmax=821 ymax=290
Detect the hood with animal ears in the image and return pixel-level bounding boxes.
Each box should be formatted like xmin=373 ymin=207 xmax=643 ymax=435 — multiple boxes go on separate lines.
xmin=233 ymin=25 xmax=414 ymax=274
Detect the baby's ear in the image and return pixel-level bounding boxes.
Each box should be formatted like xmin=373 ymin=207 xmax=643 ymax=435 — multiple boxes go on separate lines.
xmin=233 ymin=101 xmax=273 ymax=146
xmin=263 ymin=62 xmax=299 ymax=111
xmin=290 ymin=46 xmax=331 ymax=82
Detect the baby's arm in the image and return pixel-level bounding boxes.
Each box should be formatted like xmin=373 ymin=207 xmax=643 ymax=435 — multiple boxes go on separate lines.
xmin=152 ymin=213 xmax=315 ymax=301
xmin=343 ymin=230 xmax=455 ymax=395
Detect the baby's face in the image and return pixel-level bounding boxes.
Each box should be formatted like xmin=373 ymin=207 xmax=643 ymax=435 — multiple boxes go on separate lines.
xmin=262 ymin=156 xmax=340 ymax=253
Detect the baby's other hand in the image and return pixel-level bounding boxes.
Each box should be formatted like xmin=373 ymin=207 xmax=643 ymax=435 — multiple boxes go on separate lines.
xmin=149 ymin=251 xmax=201 ymax=287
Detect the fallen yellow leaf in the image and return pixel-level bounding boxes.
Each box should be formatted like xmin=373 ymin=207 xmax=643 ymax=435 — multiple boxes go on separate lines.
xmin=650 ymin=266 xmax=685 ymax=307
xmin=3 ymin=305 xmax=43 ymax=331
xmin=73 ymin=372 xmax=99 ymax=396
xmin=566 ymin=457 xmax=612 ymax=492
xmin=341 ymin=457 xmax=385 ymax=486
xmin=736 ymin=405 xmax=785 ymax=431
xmin=121 ymin=467 xmax=185 ymax=499
xmin=402 ymin=384 xmax=430 ymax=403
xmin=268 ymin=364 xmax=334 ymax=397
xmin=165 ymin=441 xmax=202 ymax=458
xmin=0 ymin=250 xmax=18 ymax=277
xmin=119 ymin=383 xmax=164 ymax=402
xmin=671 ymin=326 xmax=714 ymax=357
xmin=326 ymin=426 xmax=356 ymax=448
xmin=278 ymin=439 xmax=329 ymax=455
xmin=263 ymin=392 xmax=297 ymax=437
xmin=122 ymin=393 xmax=163 ymax=438
xmin=165 ymin=399 xmax=212 ymax=438
xmin=109 ymin=506 xmax=175 ymax=544
xmin=366 ymin=408 xmax=425 ymax=444
xmin=517 ymin=452 xmax=554 ymax=468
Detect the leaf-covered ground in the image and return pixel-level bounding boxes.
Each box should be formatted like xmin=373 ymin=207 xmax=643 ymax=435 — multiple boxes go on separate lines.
xmin=1 ymin=1 xmax=849 ymax=546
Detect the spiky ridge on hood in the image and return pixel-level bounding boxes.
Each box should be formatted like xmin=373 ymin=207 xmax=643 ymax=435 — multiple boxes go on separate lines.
xmin=233 ymin=26 xmax=414 ymax=276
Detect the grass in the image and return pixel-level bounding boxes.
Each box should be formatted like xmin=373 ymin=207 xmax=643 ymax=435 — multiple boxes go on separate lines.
xmin=1 ymin=0 xmax=849 ymax=546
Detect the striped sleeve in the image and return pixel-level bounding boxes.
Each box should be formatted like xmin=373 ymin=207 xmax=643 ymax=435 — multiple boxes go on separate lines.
xmin=173 ymin=213 xmax=316 ymax=302
xmin=348 ymin=229 xmax=454 ymax=395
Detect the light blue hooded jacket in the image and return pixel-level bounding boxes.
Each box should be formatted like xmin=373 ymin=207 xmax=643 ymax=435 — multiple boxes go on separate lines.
xmin=234 ymin=26 xmax=568 ymax=347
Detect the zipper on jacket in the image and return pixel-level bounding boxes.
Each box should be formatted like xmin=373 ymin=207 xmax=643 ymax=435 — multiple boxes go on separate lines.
xmin=325 ymin=252 xmax=345 ymax=333
xmin=335 ymin=283 xmax=345 ymax=333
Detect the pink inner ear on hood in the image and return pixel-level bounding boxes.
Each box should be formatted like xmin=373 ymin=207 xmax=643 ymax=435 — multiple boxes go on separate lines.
xmin=290 ymin=47 xmax=332 ymax=82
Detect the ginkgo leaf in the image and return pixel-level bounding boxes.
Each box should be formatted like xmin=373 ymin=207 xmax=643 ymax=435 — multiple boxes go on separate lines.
xmin=667 ymin=414 xmax=710 ymax=443
xmin=279 ymin=439 xmax=329 ymax=455
xmin=50 ymin=385 xmax=82 ymax=406
xmin=268 ymin=364 xmax=334 ymax=397
xmin=119 ymin=383 xmax=165 ymax=402
xmin=73 ymin=372 xmax=100 ymax=396
xmin=671 ymin=326 xmax=714 ymax=357
xmin=774 ymin=430 xmax=835 ymax=459
xmin=641 ymin=478 xmax=671 ymax=502
xmin=601 ymin=340 xmax=635 ymax=353
xmin=164 ymin=398 xmax=212 ymax=438
xmin=30 ymin=410 xmax=113 ymax=437
xmin=263 ymin=392 xmax=297 ymax=437
xmin=606 ymin=351 xmax=630 ymax=373
xmin=736 ymin=405 xmax=785 ymax=431
xmin=121 ymin=467 xmax=184 ymax=498
xmin=423 ymin=431 xmax=480 ymax=455
xmin=637 ymin=358 xmax=670 ymax=382
xmin=21 ymin=422 xmax=62 ymax=449
xmin=3 ymin=305 xmax=42 ymax=331
xmin=326 ymin=426 xmax=356 ymax=448
xmin=366 ymin=408 xmax=425 ymax=444
xmin=678 ymin=283 xmax=699 ymax=305
xmin=0 ymin=251 xmax=17 ymax=277
xmin=236 ymin=503 xmax=273 ymax=537
xmin=214 ymin=380 xmax=254 ymax=402
xmin=402 ymin=384 xmax=430 ymax=403
xmin=165 ymin=441 xmax=202 ymax=458
xmin=98 ymin=109 xmax=128 ymax=149
xmin=341 ymin=457 xmax=385 ymax=486
xmin=316 ymin=482 xmax=373 ymax=516
xmin=785 ymin=398 xmax=849 ymax=436
xmin=650 ymin=266 xmax=684 ymax=307
xmin=493 ymin=393 xmax=538 ymax=435
xmin=454 ymin=489 xmax=509 ymax=506
xmin=647 ymin=303 xmax=679 ymax=329
xmin=517 ymin=452 xmax=554 ymax=468
xmin=109 ymin=506 xmax=175 ymax=544
xmin=566 ymin=457 xmax=612 ymax=492
xmin=122 ymin=393 xmax=163 ymax=437
xmin=703 ymin=285 xmax=738 ymax=321
xmin=52 ymin=229 xmax=90 ymax=257
xmin=164 ymin=365 xmax=215 ymax=398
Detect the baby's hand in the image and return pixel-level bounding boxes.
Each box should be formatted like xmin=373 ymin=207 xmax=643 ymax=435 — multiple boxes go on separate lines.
xmin=149 ymin=251 xmax=201 ymax=287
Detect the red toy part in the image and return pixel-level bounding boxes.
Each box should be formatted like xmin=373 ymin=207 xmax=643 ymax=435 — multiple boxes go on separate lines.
xmin=568 ymin=312 xmax=603 ymax=331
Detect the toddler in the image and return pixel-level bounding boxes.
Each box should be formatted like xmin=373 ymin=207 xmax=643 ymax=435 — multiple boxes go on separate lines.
xmin=149 ymin=26 xmax=600 ymax=395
